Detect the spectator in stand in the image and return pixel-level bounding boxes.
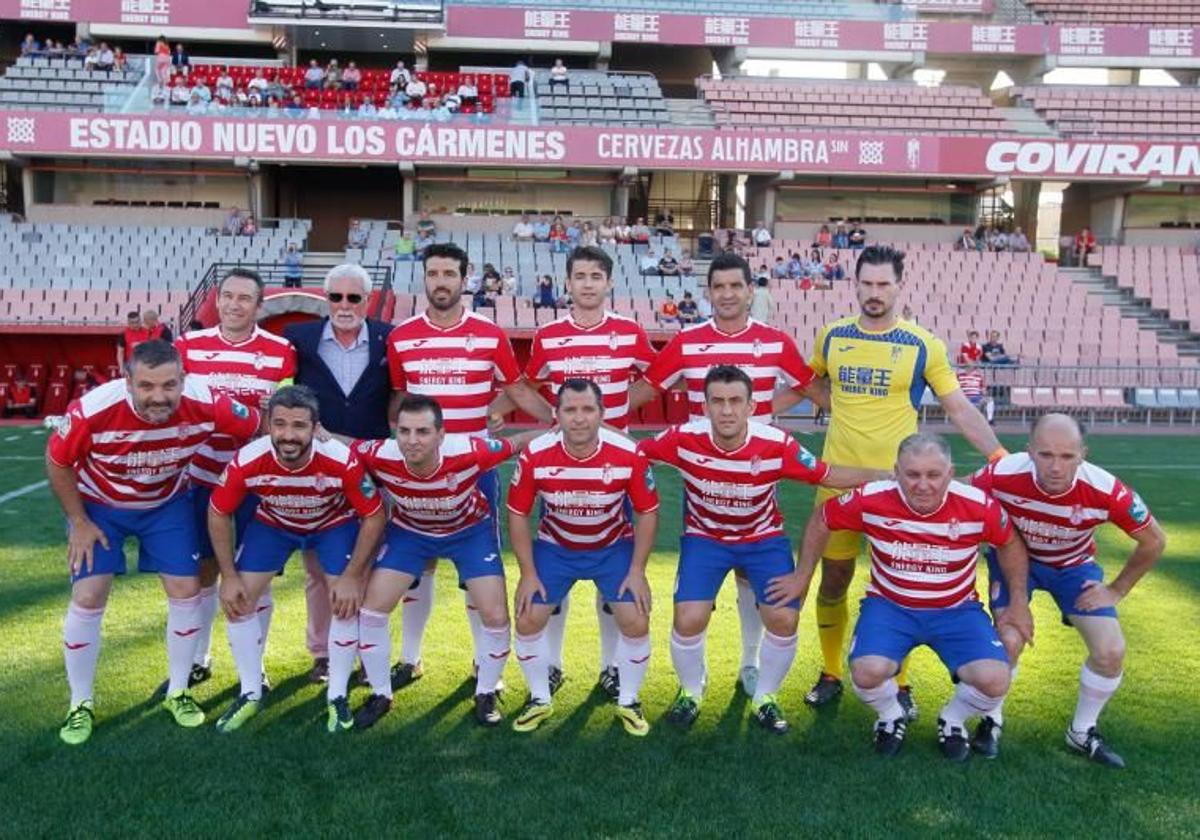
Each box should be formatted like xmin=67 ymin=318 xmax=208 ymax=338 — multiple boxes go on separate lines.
xmin=512 ymin=214 xmax=535 ymax=241
xmin=324 ymin=59 xmax=341 ymax=90
xmin=464 ymin=263 xmax=481 ymax=294
xmin=394 ymin=228 xmax=416 ymax=261
xmin=982 ymin=329 xmax=1015 ymax=365
xmin=223 ymin=207 xmax=244 ymax=236
xmin=580 ymin=221 xmax=598 ymax=248
xmin=1010 ymin=227 xmax=1031 ymax=252
xmin=1074 ymin=226 xmax=1096 ymax=266
xmin=151 ymin=83 xmax=169 ymax=107
xmin=510 ymin=60 xmax=531 ymax=97
xmin=615 ymin=219 xmax=633 ymax=244
xmin=457 ymin=76 xmax=478 ymax=109
xmin=751 ymin=219 xmax=772 ymax=248
xmin=240 ymin=215 xmax=257 ymax=237
xmin=531 ymin=215 xmax=551 ymax=242
xmin=472 ymin=280 xmax=495 ymax=311
xmin=96 ymin=42 xmax=115 ymax=72
xmin=286 ymin=93 xmax=306 ymax=117
xmin=696 ymin=229 xmax=716 ymax=258
xmin=304 ymin=59 xmax=324 ymax=90
xmin=390 ymin=60 xmax=411 ymax=88
xmin=170 ymin=76 xmax=190 ymax=106
xmin=678 ymin=291 xmax=700 ymax=325
xmin=112 ymin=47 xmax=127 ymax=73
xmin=347 ymin=218 xmax=368 ymax=248
xmin=751 ymin=275 xmax=773 ymax=323
xmin=958 ymin=330 xmax=984 ymax=364
xmin=20 ymin=34 xmax=39 ymax=57
xmin=956 ymin=362 xmax=995 ymax=425
xmin=283 ymin=242 xmax=304 ymax=288
xmin=414 ymin=228 xmax=435 ymax=256
xmin=679 ymin=249 xmax=695 ymax=278
xmin=549 ymin=219 xmax=569 ymax=253
xmin=4 ymin=378 xmax=37 ymax=419
xmin=822 ymin=251 xmax=845 ymax=281
xmin=658 ymin=291 xmax=679 ymax=325
xmin=247 ymin=69 xmax=268 ymax=97
xmin=415 ymin=210 xmax=437 ymax=239
xmin=598 ymin=216 xmax=617 ymax=245
xmin=342 ymin=61 xmax=361 ymax=91
xmin=815 ymin=224 xmax=833 ymax=249
xmin=954 ymin=226 xmax=975 ymax=251
xmin=658 ymin=248 xmax=681 ymax=277
xmin=630 ymin=217 xmax=651 ymax=244
xmin=485 ymin=271 xmax=503 ymax=300
xmin=501 ymin=267 xmax=518 ymax=295
xmin=771 ymin=256 xmax=788 ymax=279
xmin=549 ymin=58 xmax=569 ymax=88
xmin=533 ymin=274 xmax=556 ymax=309
xmin=654 ymin=211 xmax=675 ymax=237
xmin=191 ymin=77 xmax=212 ymax=103
xmin=753 ymin=263 xmax=770 ymax=283
xmin=832 ymin=222 xmax=850 ymax=249
xmin=405 ymin=76 xmax=427 ymax=107
xmin=153 ymin=36 xmax=172 ymax=85
xmin=83 ymin=47 xmax=100 ymax=71
xmin=172 ymin=42 xmax=190 ymax=76
xmin=992 ymin=227 xmax=1010 ymax=252
xmin=848 ymin=222 xmax=867 ymax=250
xmin=786 ymin=252 xmax=804 ymax=280
xmin=566 ymin=220 xmax=583 ymax=250
xmin=640 ymin=247 xmax=660 ymax=277
xmin=480 ymin=263 xmax=500 ymax=289
xmin=215 ymin=67 xmax=235 ymax=101
xmin=804 ymin=247 xmax=824 ymax=280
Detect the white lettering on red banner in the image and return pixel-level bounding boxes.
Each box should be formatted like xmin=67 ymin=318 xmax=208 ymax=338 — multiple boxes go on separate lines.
xmin=120 ymin=0 xmax=169 ymax=24
xmin=1059 ymin=26 xmax=1106 ymax=56
xmin=971 ymin=25 xmax=1017 ymax=53
xmin=884 ymin=22 xmax=929 ymax=51
xmin=523 ymin=9 xmax=570 ymax=39
xmin=19 ymin=0 xmax=72 ymax=20
xmin=614 ymin=13 xmax=660 ymax=43
xmin=793 ymin=20 xmax=840 ymax=49
xmin=986 ymin=141 xmax=1200 ymax=178
xmin=1148 ymin=28 xmax=1194 ymax=57
xmin=704 ymin=17 xmax=750 ymax=46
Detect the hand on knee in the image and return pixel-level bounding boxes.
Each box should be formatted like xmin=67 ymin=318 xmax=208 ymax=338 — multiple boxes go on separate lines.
xmin=515 ymin=613 xmax=545 ymax=637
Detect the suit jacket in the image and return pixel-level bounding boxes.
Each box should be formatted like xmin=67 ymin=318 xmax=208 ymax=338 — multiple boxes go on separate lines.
xmin=284 ymin=317 xmax=394 ymax=440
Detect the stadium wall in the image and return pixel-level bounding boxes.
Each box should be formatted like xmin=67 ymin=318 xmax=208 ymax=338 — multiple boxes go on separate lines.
xmin=417 ymin=180 xmax=615 ymax=218
xmin=25 ymin=205 xmax=234 ymax=227
xmin=28 ymin=168 xmax=248 ymax=213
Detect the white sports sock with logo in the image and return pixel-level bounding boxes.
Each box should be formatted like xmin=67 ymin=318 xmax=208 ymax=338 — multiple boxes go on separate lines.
xmin=192 ymin=584 xmax=218 ymax=667
xmin=616 ymin=633 xmax=651 ymax=706
xmin=1073 ymin=663 xmax=1122 ymax=733
xmin=735 ymin=577 xmax=763 ymax=671
xmin=753 ymin=631 xmax=797 ymax=705
xmin=225 ymin=614 xmax=263 ymax=700
xmin=475 ymin=622 xmax=511 ymax=696
xmin=165 ymin=595 xmax=203 ymax=696
xmin=63 ymin=602 xmax=104 ymax=706
xmin=670 ymin=630 xmax=707 ymax=697
xmin=358 ymin=608 xmax=393 ymax=699
xmin=327 ymin=615 xmax=359 ymax=702
xmin=516 ymin=630 xmax=552 ymax=703
xmin=400 ymin=571 xmax=435 ymax=666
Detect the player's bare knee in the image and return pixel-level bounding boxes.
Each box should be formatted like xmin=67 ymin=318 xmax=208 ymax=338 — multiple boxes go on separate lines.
xmin=761 ymin=607 xmax=798 ymax=637
xmin=613 ymin=608 xmax=649 ymax=638
xmin=968 ymin=662 xmax=1011 ymax=697
xmin=1090 ymin=640 xmax=1126 ymax=675
xmin=161 ymin=574 xmax=200 ymax=600
xmin=70 ymin=581 xmax=110 ymax=611
xmin=515 ymin=612 xmax=545 ymax=637
xmin=673 ymin=604 xmax=710 ymax=637
xmin=850 ymin=659 xmax=887 ymax=689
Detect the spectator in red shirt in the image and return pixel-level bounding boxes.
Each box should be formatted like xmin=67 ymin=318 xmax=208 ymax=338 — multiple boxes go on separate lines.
xmin=4 ymin=378 xmax=36 ymax=418
xmin=1074 ymin=227 xmax=1096 ymax=266
xmin=956 ymin=362 xmax=994 ymax=425
xmin=658 ymin=292 xmax=679 ymax=325
xmin=958 ymin=330 xmax=983 ymax=365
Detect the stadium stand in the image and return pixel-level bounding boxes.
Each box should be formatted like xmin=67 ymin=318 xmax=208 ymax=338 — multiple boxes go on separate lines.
xmin=1092 ymin=246 xmax=1200 ymax=328
xmin=700 ymin=79 xmax=1007 ymax=134
xmin=448 ymin=0 xmax=911 ymax=20
xmin=0 ymin=55 xmax=142 ymax=112
xmin=535 ymin=71 xmax=668 ymax=127
xmin=1014 ymin=86 xmax=1200 ymax=140
xmin=1023 ymin=0 xmax=1200 ymax=25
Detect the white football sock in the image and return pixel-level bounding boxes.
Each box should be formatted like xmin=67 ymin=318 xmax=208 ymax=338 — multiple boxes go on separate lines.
xmin=225 ymin=614 xmax=263 ymax=700
xmin=475 ymin=622 xmax=510 ymax=697
xmin=192 ymin=584 xmax=218 ymax=668
xmin=516 ymin=630 xmax=552 ymax=703
xmin=985 ymin=400 xmax=995 ymax=423
xmin=358 ymin=608 xmax=393 ymax=699
xmin=255 ymin=591 xmax=274 ymax=655
xmin=165 ymin=595 xmax=203 ymax=696
xmin=670 ymin=630 xmax=707 ymax=697
xmin=399 ymin=572 xmax=435 ymax=666
xmin=735 ymin=576 xmax=763 ymax=671
xmin=990 ymin=665 xmax=1017 ymax=726
xmin=327 ymin=615 xmax=359 ymax=702
xmin=753 ymin=630 xmax=797 ymax=705
xmin=1072 ymin=663 xmax=1122 ymax=733
xmin=940 ymin=682 xmax=1003 ymax=729
xmin=852 ymin=677 xmax=904 ymax=723
xmin=616 ymin=633 xmax=651 ymax=706
xmin=463 ymin=588 xmax=485 ymax=668
xmin=546 ymin=591 xmax=569 ymax=670
xmin=597 ymin=591 xmax=619 ymax=670
xmin=63 ymin=602 xmax=104 ymax=706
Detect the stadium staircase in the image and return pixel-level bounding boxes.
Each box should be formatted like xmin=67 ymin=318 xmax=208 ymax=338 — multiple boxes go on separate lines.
xmin=1061 ymin=266 xmax=1200 ymax=360
xmin=665 ymin=99 xmax=716 ymax=129
xmin=997 ymin=106 xmax=1057 ymax=138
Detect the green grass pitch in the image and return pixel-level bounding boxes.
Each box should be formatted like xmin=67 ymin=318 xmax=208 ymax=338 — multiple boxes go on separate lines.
xmin=1 ymin=427 xmax=1198 ymax=838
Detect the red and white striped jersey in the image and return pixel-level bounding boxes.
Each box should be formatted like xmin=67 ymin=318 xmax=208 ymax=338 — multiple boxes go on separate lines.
xmin=526 ymin=312 xmax=655 ymax=430
xmin=641 ymin=318 xmax=815 ymax=420
xmin=972 ymin=453 xmax=1153 ymax=569
xmin=822 ymin=480 xmax=1013 ymax=610
xmin=956 ymin=369 xmax=986 ymax=400
xmin=507 ymin=429 xmax=659 ymax=550
xmin=386 ymin=310 xmax=522 ymax=435
xmin=176 ymin=326 xmax=296 ymax=487
xmin=638 ymin=419 xmax=829 ymax=542
xmin=47 ymin=377 xmax=260 ymax=510
xmin=211 ymin=436 xmax=382 ymax=533
xmin=356 ymin=434 xmax=515 ymax=535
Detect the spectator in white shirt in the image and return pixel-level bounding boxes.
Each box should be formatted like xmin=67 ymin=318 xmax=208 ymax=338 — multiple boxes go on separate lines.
xmin=96 ymin=43 xmax=115 ymax=72
xmin=216 ymin=67 xmax=235 ymax=100
xmin=639 ymin=248 xmax=660 ymax=276
xmin=247 ymin=70 xmax=268 ymax=95
xmin=549 ymin=58 xmax=569 ymax=88
xmin=457 ymin=78 xmax=478 ymax=108
xmin=501 ymin=267 xmax=518 ymax=295
xmin=509 ymin=60 xmax=531 ymax=97
xmin=1010 ymin=227 xmax=1031 ymax=253
xmin=324 ymin=59 xmax=341 ymax=90
xmin=752 ymin=220 xmax=772 ymax=247
xmin=405 ymin=77 xmax=427 ymax=107
xmin=390 ymin=60 xmax=411 ymax=87
xmin=512 ymin=214 xmax=535 ymax=241
xmin=170 ymin=77 xmax=190 ymax=105
xmin=304 ymin=60 xmax=324 ymax=90
xmin=191 ymin=80 xmax=212 ymax=103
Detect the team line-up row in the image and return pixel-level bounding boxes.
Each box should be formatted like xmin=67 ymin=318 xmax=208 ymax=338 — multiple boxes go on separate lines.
xmin=47 ymin=245 xmax=1163 ymax=766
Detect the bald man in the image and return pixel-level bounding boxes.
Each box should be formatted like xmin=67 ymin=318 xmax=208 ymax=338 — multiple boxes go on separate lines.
xmin=971 ymin=414 xmax=1166 ymax=767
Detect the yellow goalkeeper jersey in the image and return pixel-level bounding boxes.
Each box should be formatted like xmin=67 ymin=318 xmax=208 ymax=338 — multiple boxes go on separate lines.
xmin=810 ymin=316 xmax=961 ymax=469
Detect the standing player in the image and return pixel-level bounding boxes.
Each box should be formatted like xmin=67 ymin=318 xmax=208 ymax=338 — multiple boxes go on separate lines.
xmin=208 ymin=386 xmax=385 ymax=734
xmin=386 ymin=242 xmax=552 ymax=691
xmin=638 ymin=366 xmax=883 ymax=733
xmin=494 ymin=244 xmax=656 ymax=699
xmin=628 ymin=251 xmax=825 ymax=697
xmin=802 ymin=245 xmax=1008 ymax=719
xmin=162 ymin=268 xmax=295 ymax=692
xmin=48 ymin=341 xmax=260 ymax=745
xmin=771 ymin=433 xmax=1033 ymax=760
xmin=348 ymin=395 xmax=541 ymax=728
xmin=971 ymin=414 xmax=1165 ymax=766
xmin=507 ymin=380 xmax=659 ymax=736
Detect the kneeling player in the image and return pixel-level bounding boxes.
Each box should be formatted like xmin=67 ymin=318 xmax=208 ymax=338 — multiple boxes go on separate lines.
xmin=350 ymin=395 xmax=539 ymax=729
xmin=639 ymin=365 xmax=885 ymax=734
xmin=971 ymin=414 xmax=1165 ymax=766
xmin=771 ymin=433 xmax=1033 ymax=760
xmin=209 ymin=386 xmax=385 ymax=734
xmin=507 ymin=379 xmax=659 ymax=736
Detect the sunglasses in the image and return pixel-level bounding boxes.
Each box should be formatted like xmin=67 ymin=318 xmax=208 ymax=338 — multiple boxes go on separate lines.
xmin=327 ymin=293 xmax=364 ymax=304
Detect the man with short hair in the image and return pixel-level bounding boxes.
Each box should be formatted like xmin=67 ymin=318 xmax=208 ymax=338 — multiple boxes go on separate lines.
xmin=971 ymin=414 xmax=1165 ymax=766
xmin=208 ymin=385 xmax=385 ymax=734
xmin=304 ymin=59 xmax=324 ymax=90
xmin=49 ymin=340 xmax=261 ymax=745
xmin=385 ymin=242 xmax=552 ymax=691
xmin=508 ymin=380 xmax=659 ymax=735
xmin=347 ymin=219 xmax=368 ymax=249
xmin=657 ymin=248 xmax=680 ymax=277
xmin=161 ymin=269 xmax=296 ymax=694
xmin=512 ymin=214 xmax=534 ymax=241
xmin=982 ymin=330 xmax=1015 ymax=365
xmin=773 ymin=432 xmax=1033 ymax=761
xmin=350 ymin=396 xmax=540 ymax=728
xmin=802 ymin=245 xmax=1009 ymax=722
xmin=657 ymin=291 xmax=678 ymax=325
xmin=639 ymin=365 xmax=883 ymax=734
xmin=752 ymin=220 xmax=772 ymax=247
xmin=771 ymin=256 xmax=788 ymax=280
xmin=678 ymin=291 xmax=700 ymax=324
xmin=959 ymin=330 xmax=983 ymax=364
